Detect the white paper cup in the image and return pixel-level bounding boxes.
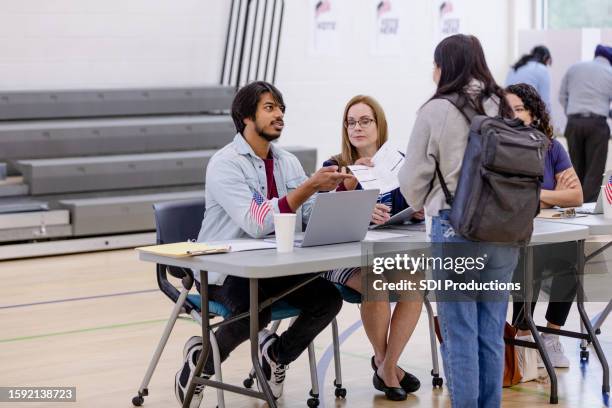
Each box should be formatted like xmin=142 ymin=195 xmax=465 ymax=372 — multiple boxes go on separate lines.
xmin=274 ymin=213 xmax=297 ymax=253
xmin=603 ymin=185 xmax=612 ymax=219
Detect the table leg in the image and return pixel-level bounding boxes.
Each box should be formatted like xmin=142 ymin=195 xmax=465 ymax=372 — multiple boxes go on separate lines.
xmin=523 ymin=246 xmax=559 ymax=404
xmin=250 ymin=278 xmax=277 ymax=407
xmin=582 ymin=241 xmax=612 ymax=349
xmin=182 ymin=271 xmax=211 ymax=408
xmin=575 ymin=240 xmax=610 ymax=394
xmin=591 ymin=300 xmax=612 ymax=333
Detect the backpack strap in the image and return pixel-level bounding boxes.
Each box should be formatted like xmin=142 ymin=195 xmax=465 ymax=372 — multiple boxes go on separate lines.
xmin=435 ymin=160 xmax=454 ymax=206
xmin=429 ymin=93 xmax=477 ymax=207
xmin=437 ymin=93 xmax=478 ymax=124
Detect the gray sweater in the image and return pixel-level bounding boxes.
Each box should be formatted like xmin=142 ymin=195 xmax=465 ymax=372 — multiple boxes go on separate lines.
xmin=399 ymin=87 xmax=499 ymax=217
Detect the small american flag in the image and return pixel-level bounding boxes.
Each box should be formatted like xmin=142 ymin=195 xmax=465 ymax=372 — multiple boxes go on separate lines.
xmin=315 ymin=0 xmax=331 ymax=18
xmin=605 ymin=175 xmax=612 ymax=205
xmin=439 ymin=1 xmax=454 ymax=17
xmin=249 ymin=190 xmax=272 ymax=227
xmin=377 ymin=0 xmax=391 ymax=18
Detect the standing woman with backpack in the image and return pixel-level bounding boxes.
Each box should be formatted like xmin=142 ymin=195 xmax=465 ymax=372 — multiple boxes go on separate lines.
xmin=399 ymin=34 xmax=520 ymax=407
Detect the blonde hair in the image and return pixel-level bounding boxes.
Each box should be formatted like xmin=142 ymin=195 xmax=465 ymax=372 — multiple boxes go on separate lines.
xmin=332 ymin=95 xmax=388 ymax=168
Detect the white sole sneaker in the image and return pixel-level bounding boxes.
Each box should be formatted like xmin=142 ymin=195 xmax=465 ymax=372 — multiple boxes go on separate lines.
xmin=257 ymin=329 xmax=287 ymax=400
xmin=538 ymin=335 xmax=570 ymax=368
xmin=175 ymin=336 xmax=205 ymax=408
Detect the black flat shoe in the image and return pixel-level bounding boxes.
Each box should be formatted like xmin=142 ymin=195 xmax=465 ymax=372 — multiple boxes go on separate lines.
xmin=372 ymin=371 xmax=407 ymax=401
xmin=371 ymin=356 xmax=421 ymax=393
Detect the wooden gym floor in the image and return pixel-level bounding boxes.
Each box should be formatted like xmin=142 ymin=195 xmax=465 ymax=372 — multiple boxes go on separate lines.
xmin=0 ymin=249 xmax=610 ymax=407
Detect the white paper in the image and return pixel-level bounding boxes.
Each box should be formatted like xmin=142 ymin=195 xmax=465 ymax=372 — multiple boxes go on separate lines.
xmin=347 ymin=142 xmax=405 ymax=194
xmin=208 ymin=239 xmax=276 ymax=252
xmin=370 ymin=0 xmax=404 ymax=56
xmin=434 ymin=0 xmax=464 ymax=41
xmin=309 ymin=0 xmax=340 ymax=56
xmin=364 ymin=230 xmax=408 ymax=241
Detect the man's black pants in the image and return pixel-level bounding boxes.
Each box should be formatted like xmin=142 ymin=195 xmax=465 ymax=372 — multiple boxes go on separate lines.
xmin=565 ymin=115 xmax=610 ymax=203
xmin=201 ymin=274 xmax=343 ymax=374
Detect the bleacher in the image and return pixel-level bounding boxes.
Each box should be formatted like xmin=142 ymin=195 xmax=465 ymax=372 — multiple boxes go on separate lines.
xmin=0 ymin=86 xmax=317 ymax=259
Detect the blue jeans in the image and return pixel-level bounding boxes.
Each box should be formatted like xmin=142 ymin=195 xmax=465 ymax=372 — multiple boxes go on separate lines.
xmin=431 ymin=210 xmax=519 ymax=408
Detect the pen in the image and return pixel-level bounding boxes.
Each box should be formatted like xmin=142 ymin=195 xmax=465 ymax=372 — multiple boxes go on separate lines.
xmin=186 ymin=247 xmax=231 ymax=256
xmin=186 ymin=250 xmax=210 ymax=256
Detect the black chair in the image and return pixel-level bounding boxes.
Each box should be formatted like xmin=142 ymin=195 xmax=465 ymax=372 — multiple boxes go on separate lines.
xmin=132 ymin=198 xmax=324 ymax=407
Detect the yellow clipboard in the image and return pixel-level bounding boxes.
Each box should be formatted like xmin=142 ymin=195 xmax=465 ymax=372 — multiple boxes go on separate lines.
xmin=136 ymin=242 xmax=231 ymax=258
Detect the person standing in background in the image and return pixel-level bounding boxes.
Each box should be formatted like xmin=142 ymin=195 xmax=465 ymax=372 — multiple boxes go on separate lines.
xmin=559 ymin=44 xmax=612 ymax=202
xmin=506 ymin=45 xmax=553 ymax=110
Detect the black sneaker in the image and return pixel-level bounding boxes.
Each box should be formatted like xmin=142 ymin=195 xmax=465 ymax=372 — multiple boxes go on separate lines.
xmin=175 ymin=336 xmax=207 ymax=407
xmin=257 ymin=329 xmax=287 ymax=399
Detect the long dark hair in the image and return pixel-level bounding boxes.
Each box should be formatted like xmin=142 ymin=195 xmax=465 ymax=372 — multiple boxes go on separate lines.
xmin=505 ymin=83 xmax=554 ymax=141
xmin=431 ymin=34 xmax=510 ymax=117
xmin=512 ymin=45 xmax=551 ymax=71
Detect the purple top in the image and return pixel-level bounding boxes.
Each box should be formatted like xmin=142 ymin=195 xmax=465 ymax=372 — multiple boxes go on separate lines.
xmin=542 ymin=139 xmax=572 ymax=190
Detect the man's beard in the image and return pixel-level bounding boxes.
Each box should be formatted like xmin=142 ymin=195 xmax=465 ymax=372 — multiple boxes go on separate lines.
xmin=255 ymin=123 xmax=281 ymax=142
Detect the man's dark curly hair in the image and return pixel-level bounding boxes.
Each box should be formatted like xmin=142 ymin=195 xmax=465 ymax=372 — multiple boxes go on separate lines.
xmin=505 ymin=83 xmax=553 ymax=140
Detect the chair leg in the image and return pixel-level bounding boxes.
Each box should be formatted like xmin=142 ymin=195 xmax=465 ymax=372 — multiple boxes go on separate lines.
xmin=282 ymin=316 xmax=322 ymax=405
xmin=331 ymin=318 xmax=346 ymax=398
xmin=243 ymin=319 xmax=283 ymax=388
xmin=209 ymin=330 xmax=225 ymax=408
xmin=307 ymin=342 xmax=320 ymax=407
xmin=424 ymin=297 xmax=443 ymax=388
xmin=132 ymin=287 xmax=190 ymax=406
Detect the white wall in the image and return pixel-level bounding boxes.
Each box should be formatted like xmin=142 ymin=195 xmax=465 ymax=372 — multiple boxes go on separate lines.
xmin=0 ymin=0 xmax=229 ymax=89
xmin=275 ymin=0 xmax=516 ymax=165
xmin=0 ymin=0 xmax=519 ymax=168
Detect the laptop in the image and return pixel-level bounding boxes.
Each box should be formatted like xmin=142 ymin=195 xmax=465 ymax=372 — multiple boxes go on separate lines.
xmin=575 ymin=170 xmax=612 ymax=214
xmin=269 ymin=189 xmax=379 ymax=247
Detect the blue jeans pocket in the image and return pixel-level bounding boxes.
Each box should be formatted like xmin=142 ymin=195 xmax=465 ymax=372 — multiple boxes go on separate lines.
xmin=432 ymin=210 xmax=458 ymax=243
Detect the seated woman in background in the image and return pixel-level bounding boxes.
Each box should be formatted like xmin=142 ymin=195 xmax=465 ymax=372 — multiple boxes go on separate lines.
xmin=506 ymin=83 xmax=583 ymax=368
xmin=323 ymin=95 xmax=423 ymax=401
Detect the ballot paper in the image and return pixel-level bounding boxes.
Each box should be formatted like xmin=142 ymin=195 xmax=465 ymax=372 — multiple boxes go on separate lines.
xmin=347 ymin=142 xmax=405 ymax=194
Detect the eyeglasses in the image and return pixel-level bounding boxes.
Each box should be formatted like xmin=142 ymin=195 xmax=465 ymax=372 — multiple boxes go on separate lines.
xmin=345 ymin=118 xmax=375 ymax=129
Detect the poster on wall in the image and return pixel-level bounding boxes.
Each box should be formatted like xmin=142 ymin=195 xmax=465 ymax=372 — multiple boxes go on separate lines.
xmin=310 ymin=0 xmax=340 ymax=55
xmin=434 ymin=0 xmax=464 ymax=41
xmin=370 ymin=0 xmax=404 ymax=55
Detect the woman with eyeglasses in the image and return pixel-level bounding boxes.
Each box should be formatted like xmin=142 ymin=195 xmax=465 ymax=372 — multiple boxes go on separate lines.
xmin=322 ymin=95 xmax=424 ymax=401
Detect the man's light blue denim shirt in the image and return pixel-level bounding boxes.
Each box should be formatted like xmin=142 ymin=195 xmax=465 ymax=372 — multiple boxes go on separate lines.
xmin=196 ymin=133 xmax=315 ymax=285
